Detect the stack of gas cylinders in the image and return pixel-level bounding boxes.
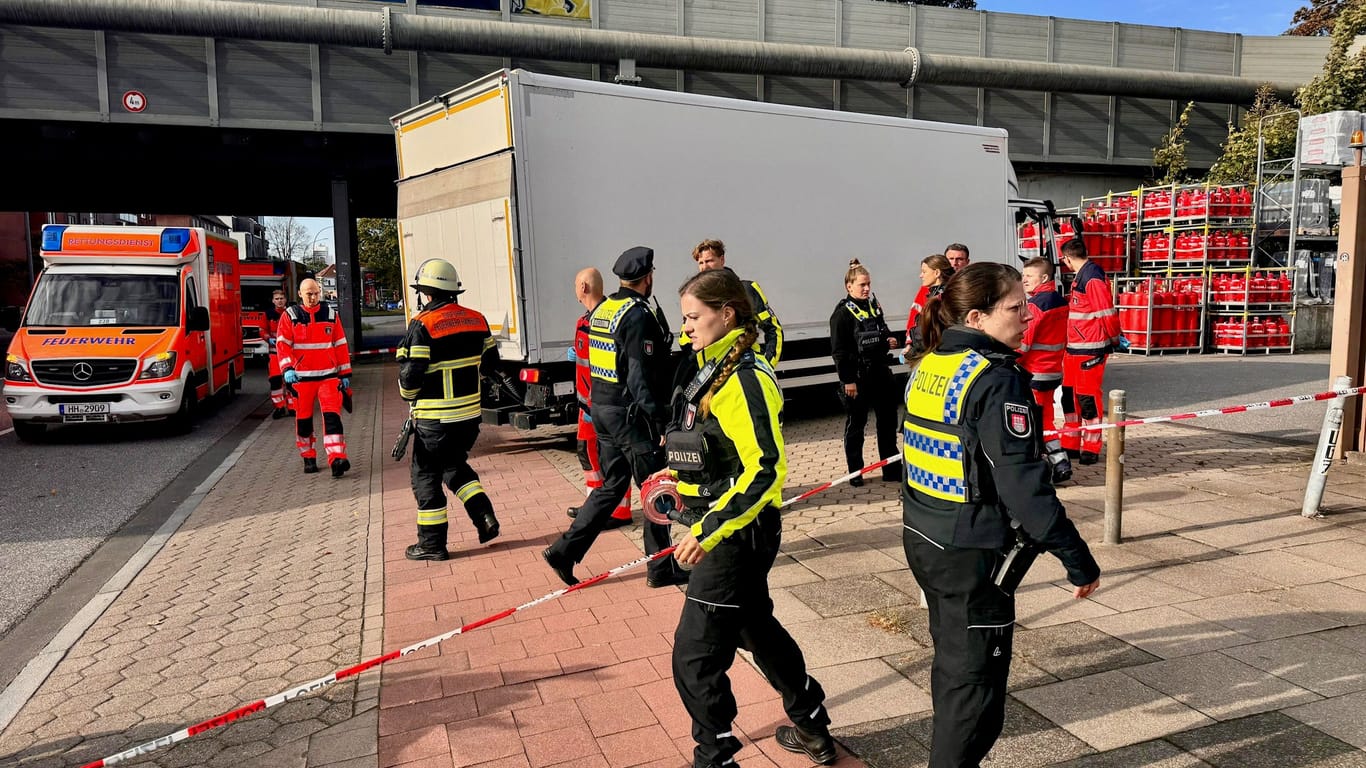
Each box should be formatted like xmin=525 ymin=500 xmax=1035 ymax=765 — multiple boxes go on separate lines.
xmin=1141 ymin=185 xmax=1253 ymax=221
xmin=1207 ymin=272 xmax=1294 ymax=305
xmin=1117 ymin=277 xmax=1204 ymax=350
xmin=1212 ymin=317 xmax=1292 ymax=350
xmin=1076 ymin=205 xmax=1132 ymax=274
xmin=1139 ymin=231 xmax=1252 ymax=265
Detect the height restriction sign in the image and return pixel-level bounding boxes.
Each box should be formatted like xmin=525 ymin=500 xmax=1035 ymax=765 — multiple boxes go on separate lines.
xmin=122 ymin=90 xmax=147 ymax=113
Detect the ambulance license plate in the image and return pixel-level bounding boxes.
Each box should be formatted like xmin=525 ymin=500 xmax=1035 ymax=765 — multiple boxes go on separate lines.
xmin=60 ymin=403 xmax=111 ymax=416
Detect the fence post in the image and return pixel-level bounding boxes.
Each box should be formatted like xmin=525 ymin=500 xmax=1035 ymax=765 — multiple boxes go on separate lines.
xmin=1104 ymin=389 xmax=1126 ymax=545
xmin=1303 ymin=375 xmax=1353 ymax=518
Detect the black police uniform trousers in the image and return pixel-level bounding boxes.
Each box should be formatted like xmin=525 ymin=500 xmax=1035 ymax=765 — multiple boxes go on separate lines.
xmin=547 ymin=404 xmax=683 ymax=582
xmin=905 ymin=534 xmax=1014 ymax=768
xmin=411 ymin=418 xmax=494 ymax=549
xmin=673 ymin=506 xmax=829 ymax=767
xmin=840 ymin=363 xmax=901 ymax=480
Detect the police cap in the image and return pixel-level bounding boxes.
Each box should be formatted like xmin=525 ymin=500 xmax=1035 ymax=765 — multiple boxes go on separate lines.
xmin=613 ymin=246 xmax=655 ymax=281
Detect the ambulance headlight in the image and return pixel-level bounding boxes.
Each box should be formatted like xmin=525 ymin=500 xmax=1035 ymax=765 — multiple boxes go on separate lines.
xmin=4 ymin=354 xmax=31 ymax=382
xmin=139 ymin=352 xmax=176 ymax=380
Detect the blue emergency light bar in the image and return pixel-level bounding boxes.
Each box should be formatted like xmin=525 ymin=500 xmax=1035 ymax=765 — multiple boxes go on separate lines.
xmin=41 ymin=225 xmax=66 ymax=251
xmin=160 ymin=228 xmax=191 ymax=253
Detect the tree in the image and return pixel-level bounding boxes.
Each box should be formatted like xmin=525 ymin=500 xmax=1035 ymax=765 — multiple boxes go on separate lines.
xmin=1153 ymin=102 xmax=1194 ymax=185
xmin=1286 ymin=0 xmax=1349 ymax=35
xmin=1297 ymin=0 xmax=1366 ymax=114
xmin=1206 ymin=86 xmax=1297 ymax=184
xmin=264 ymin=217 xmax=309 ymax=262
xmin=357 ymin=218 xmax=401 ymax=299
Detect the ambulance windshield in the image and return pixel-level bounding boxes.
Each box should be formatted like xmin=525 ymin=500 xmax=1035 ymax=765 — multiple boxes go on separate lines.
xmin=25 ymin=274 xmax=181 ymax=328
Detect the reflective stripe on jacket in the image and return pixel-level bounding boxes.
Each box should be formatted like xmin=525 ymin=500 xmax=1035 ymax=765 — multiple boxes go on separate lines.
xmin=1019 ymin=281 xmax=1067 ymax=387
xmin=1066 ymin=261 xmax=1121 ymax=356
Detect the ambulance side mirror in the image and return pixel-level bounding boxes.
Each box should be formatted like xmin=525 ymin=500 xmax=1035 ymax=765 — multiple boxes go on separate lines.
xmin=1 ymin=306 xmax=19 ymax=333
xmin=187 ymin=306 xmax=211 ymax=333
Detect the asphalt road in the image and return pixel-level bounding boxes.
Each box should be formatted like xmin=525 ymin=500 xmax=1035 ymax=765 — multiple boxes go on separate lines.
xmin=0 ymin=370 xmax=268 ymax=637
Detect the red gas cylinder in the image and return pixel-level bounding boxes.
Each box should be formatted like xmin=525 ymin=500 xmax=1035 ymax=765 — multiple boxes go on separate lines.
xmin=1248 ymin=317 xmax=1266 ymax=348
xmin=1250 ymin=272 xmax=1268 ymax=303
xmin=1191 ymin=188 xmax=1208 ymax=218
xmin=1210 ymin=186 xmax=1229 ymax=218
xmin=1214 ymin=318 xmax=1230 ymax=347
xmin=1174 ymin=189 xmax=1191 ymax=218
xmin=1238 ymin=187 xmax=1254 ymax=217
xmin=1277 ymin=317 xmax=1292 ymax=347
xmin=1209 ymin=230 xmax=1229 ymax=261
xmin=1129 ymin=286 xmax=1150 ymax=347
xmin=1230 ymin=317 xmax=1247 ymax=349
xmin=1233 ymin=232 xmax=1250 ymax=261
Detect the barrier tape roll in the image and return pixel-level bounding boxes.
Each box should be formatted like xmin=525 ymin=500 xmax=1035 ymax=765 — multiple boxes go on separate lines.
xmin=73 ymin=382 xmax=1362 ymax=766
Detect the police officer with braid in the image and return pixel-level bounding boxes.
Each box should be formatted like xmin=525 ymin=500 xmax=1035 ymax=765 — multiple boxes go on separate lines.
xmin=901 ymin=263 xmax=1100 ymax=768
xmin=397 ymin=259 xmax=502 ymax=561
xmin=543 ymin=246 xmax=688 ymax=588
xmin=648 ymin=268 xmax=835 ymax=768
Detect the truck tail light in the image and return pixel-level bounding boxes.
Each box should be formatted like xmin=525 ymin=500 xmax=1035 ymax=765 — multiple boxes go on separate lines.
xmin=519 ymin=368 xmax=543 ymax=384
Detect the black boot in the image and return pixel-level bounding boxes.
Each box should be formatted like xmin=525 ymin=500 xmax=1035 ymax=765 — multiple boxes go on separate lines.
xmin=475 ymin=513 xmax=500 ymax=544
xmin=543 ymin=547 xmax=579 ymax=586
xmin=1079 ymin=452 xmax=1100 ymax=466
xmin=881 ymin=464 xmax=902 ymax=483
xmin=775 ymin=725 xmax=837 ymax=766
xmin=303 ymin=457 xmax=319 ymax=474
xmin=849 ymin=475 xmax=864 ymax=488
xmin=566 ymin=506 xmax=579 ymax=519
xmin=405 ymin=543 xmax=449 ymax=561
xmin=271 ymin=407 xmax=287 ymax=420
xmin=331 ymin=458 xmax=351 ymax=478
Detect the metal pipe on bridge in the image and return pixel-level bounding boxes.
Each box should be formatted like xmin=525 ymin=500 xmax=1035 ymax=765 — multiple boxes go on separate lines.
xmin=0 ymin=0 xmax=1298 ymax=104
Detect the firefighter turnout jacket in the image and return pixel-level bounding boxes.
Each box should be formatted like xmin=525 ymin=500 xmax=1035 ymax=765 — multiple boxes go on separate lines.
xmin=396 ymin=299 xmax=498 ymax=421
xmin=901 ymin=326 xmax=1099 ymax=586
xmin=587 ymin=287 xmax=673 ymax=434
xmin=1066 ymin=261 xmax=1122 ymax=357
xmin=276 ymin=303 xmax=352 ymax=382
xmin=678 ymin=268 xmax=783 ymax=365
xmin=1019 ymin=279 xmax=1066 ymax=390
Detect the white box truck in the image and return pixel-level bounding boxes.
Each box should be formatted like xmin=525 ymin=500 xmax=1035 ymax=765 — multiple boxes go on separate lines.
xmin=391 ymin=69 xmax=1065 ymax=429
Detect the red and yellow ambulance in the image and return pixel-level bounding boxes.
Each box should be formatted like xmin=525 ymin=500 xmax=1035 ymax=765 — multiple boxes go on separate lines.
xmin=2 ymin=225 xmax=244 ymax=441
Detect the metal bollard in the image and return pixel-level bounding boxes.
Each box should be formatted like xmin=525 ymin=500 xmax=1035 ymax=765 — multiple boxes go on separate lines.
xmin=1104 ymin=389 xmax=1126 ymax=545
xmin=1303 ymin=375 xmax=1353 ymax=518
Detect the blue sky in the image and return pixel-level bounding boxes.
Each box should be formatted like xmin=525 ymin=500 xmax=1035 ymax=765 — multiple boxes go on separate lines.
xmin=980 ymin=1 xmax=1299 ymax=36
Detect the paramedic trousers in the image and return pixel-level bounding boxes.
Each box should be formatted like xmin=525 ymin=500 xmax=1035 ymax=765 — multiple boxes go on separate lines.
xmin=547 ymin=404 xmax=683 ymax=583
xmin=1061 ymin=354 xmax=1106 ymax=458
xmin=577 ymin=411 xmax=631 ymax=520
xmin=905 ymin=534 xmax=1014 ymax=768
xmin=411 ymin=418 xmax=495 ymax=551
xmin=293 ymin=378 xmax=347 ymax=464
xmin=673 ymin=507 xmax=829 ymax=767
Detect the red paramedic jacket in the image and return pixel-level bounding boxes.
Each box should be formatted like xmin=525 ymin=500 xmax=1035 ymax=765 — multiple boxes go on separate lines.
xmin=1066 ymin=261 xmax=1121 ymax=357
xmin=1019 ymin=279 xmax=1066 ymax=389
xmin=276 ymin=303 xmax=353 ymax=382
xmin=905 ymin=284 xmax=931 ymax=336
xmin=573 ymin=304 xmax=598 ymax=410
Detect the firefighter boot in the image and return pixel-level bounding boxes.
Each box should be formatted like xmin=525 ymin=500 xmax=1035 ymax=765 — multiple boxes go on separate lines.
xmin=406 ymin=524 xmax=449 ymax=561
xmin=475 ymin=513 xmax=501 ymax=544
xmin=331 ymin=458 xmax=351 ymax=478
xmin=303 ymin=457 xmax=319 ymax=474
xmin=272 ymin=407 xmax=288 ymax=420
xmin=775 ymin=725 xmax=837 ymax=766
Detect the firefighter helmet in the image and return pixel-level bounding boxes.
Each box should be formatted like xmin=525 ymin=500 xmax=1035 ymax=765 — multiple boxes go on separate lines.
xmin=410 ymin=259 xmax=463 ymax=295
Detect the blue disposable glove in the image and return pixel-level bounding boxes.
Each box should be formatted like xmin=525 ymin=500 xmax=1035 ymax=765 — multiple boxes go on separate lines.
xmin=340 ymin=377 xmax=351 ymax=390
xmin=283 ymin=369 xmax=299 ymax=385
xmin=1118 ymin=336 xmax=1132 ymax=351
xmin=566 ymin=347 xmax=578 ymax=363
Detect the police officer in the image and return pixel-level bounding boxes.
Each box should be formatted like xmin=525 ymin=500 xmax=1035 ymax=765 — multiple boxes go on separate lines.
xmin=396 ymin=259 xmax=502 ymax=561
xmin=654 ymin=268 xmax=834 ymax=768
xmin=543 ymin=246 xmax=686 ymax=588
xmin=829 ymin=259 xmax=901 ymax=487
xmin=277 ymin=278 xmax=352 ymax=477
xmin=677 ymin=239 xmax=784 ymax=366
xmin=901 ymin=263 xmax=1100 ymax=768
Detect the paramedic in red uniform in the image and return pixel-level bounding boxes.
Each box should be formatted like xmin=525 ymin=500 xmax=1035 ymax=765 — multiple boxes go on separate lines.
xmin=1019 ymin=257 xmax=1072 ymax=483
xmin=1060 ymin=240 xmax=1121 ymax=466
xmin=568 ymin=267 xmax=632 ymax=528
xmin=266 ymin=289 xmax=295 ymax=419
xmin=277 ymin=278 xmax=352 ymax=478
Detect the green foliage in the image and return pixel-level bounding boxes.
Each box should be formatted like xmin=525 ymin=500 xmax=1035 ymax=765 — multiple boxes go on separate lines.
xmin=357 ymin=218 xmax=401 ymax=297
xmin=1207 ymin=86 xmax=1298 ymax=184
xmin=1286 ymin=0 xmax=1350 ymax=35
xmin=1153 ymin=102 xmax=1193 ymax=185
xmin=1297 ymin=0 xmax=1366 ymax=114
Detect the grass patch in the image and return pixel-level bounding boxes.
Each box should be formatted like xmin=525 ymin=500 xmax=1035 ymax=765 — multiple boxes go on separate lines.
xmin=867 ymin=606 xmax=911 ymax=635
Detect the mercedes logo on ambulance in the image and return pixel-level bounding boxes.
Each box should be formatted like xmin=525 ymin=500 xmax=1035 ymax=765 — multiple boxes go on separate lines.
xmin=73 ymin=362 xmax=94 ymax=381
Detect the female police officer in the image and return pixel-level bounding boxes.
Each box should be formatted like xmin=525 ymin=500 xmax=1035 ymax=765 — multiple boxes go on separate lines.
xmin=902 ymin=263 xmax=1100 ymax=768
xmin=650 ymin=269 xmax=836 ymax=768
xmin=829 ymin=259 xmax=901 ymax=486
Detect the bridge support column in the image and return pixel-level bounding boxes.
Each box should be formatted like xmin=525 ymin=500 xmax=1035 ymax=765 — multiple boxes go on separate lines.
xmin=332 ymin=178 xmax=362 ymax=351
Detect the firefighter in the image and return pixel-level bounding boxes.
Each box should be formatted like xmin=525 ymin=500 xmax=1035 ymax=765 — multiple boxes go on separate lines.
xmin=277 ymin=278 xmax=351 ymax=478
xmin=1019 ymin=257 xmax=1072 ymax=483
xmin=567 ymin=267 xmax=632 ymax=529
xmin=1060 ymin=239 xmax=1121 ymax=465
xmin=676 ymin=239 xmax=784 ymax=366
xmin=542 ymin=246 xmax=687 ymax=589
xmin=396 ymin=259 xmax=502 ymax=561
xmin=265 ymin=289 xmax=294 ymax=419
xmin=902 ymin=262 xmax=1100 ymax=768
xmin=653 ymin=268 xmax=835 ymax=768
xmin=829 ymin=259 xmax=901 ymax=487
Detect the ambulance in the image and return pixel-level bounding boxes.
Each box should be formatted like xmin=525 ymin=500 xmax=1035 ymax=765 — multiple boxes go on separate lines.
xmin=2 ymin=225 xmax=244 ymax=441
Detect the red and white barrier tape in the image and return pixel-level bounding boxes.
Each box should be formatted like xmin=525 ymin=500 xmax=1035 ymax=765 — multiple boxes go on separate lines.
xmin=1044 ymin=385 xmax=1366 ymax=436
xmin=74 ymin=383 xmax=1363 ymax=766
xmin=354 ymin=347 xmax=397 ymax=358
